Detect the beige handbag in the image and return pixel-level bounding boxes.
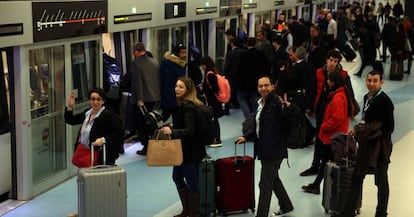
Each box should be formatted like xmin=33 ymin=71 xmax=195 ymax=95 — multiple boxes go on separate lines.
xmin=147 ymin=131 xmax=183 ymax=166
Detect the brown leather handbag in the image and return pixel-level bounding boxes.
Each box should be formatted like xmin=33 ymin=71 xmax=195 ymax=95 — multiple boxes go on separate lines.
xmin=146 ymin=131 xmax=183 ymax=166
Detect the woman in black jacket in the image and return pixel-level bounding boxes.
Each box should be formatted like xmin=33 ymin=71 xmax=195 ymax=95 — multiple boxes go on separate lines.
xmin=200 ymin=56 xmax=223 ymax=147
xmin=65 ymin=88 xmax=123 ymax=166
xmin=160 ymin=76 xmax=206 ymax=217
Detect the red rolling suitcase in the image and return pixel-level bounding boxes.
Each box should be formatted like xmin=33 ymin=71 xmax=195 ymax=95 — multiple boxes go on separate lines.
xmin=215 ymin=143 xmax=255 ymax=215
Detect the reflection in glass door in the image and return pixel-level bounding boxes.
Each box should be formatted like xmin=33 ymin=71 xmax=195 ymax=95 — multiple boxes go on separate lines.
xmin=151 ymin=25 xmax=188 ymax=65
xmin=71 ymin=41 xmax=99 ymax=103
xmin=215 ymin=18 xmax=237 ymax=74
xmin=29 ymin=46 xmax=66 ymax=184
xmin=151 ymin=28 xmax=169 ymax=64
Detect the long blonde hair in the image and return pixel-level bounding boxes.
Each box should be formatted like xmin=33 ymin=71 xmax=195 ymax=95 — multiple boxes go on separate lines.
xmin=176 ymin=76 xmax=204 ymax=107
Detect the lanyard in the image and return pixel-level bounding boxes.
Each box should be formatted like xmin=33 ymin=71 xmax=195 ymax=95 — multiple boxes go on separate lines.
xmin=362 ymin=90 xmax=382 ymax=122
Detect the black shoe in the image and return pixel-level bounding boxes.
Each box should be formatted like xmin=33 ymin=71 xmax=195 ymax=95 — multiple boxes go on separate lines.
xmin=302 ymin=183 xmax=320 ymax=194
xmin=136 ymin=150 xmax=146 ymax=156
xmin=353 ymin=72 xmax=362 ymax=77
xmin=300 ymin=166 xmax=319 ymax=176
xmin=272 ymin=207 xmax=294 ymax=216
xmin=404 ymin=71 xmax=410 ymax=74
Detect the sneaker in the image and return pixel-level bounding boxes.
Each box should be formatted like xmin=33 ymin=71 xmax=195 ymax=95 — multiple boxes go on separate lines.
xmin=302 ymin=183 xmax=320 ymax=194
xmin=299 ymin=166 xmax=319 ymax=176
xmin=209 ymin=143 xmax=222 ymax=148
xmin=271 ymin=208 xmax=294 ymax=216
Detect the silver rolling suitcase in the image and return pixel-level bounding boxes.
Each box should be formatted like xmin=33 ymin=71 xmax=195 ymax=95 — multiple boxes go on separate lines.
xmin=77 ymin=144 xmax=127 ymax=217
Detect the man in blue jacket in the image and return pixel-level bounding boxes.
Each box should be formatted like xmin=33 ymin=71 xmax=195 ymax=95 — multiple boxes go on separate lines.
xmin=235 ymin=75 xmax=300 ymax=217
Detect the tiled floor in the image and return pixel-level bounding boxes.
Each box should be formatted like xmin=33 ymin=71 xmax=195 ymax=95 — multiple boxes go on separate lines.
xmin=1 ymin=51 xmax=414 ymax=217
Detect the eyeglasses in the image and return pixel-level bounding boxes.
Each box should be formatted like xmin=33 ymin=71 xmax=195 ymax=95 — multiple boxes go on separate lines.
xmin=89 ymin=97 xmax=103 ymax=101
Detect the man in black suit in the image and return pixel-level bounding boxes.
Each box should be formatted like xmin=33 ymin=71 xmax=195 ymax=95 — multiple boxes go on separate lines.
xmin=381 ymin=16 xmax=396 ymax=63
xmin=288 ymin=46 xmax=316 ymax=147
xmin=223 ymin=38 xmax=246 ymax=108
xmin=237 ymin=37 xmax=270 ymax=118
xmin=271 ymin=36 xmax=289 ymax=81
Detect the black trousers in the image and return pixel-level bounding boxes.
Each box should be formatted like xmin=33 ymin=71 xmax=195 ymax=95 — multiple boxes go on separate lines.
xmin=256 ymin=158 xmax=293 ymax=217
xmin=343 ymin=164 xmax=390 ymax=217
xmin=136 ymin=101 xmax=158 ymax=152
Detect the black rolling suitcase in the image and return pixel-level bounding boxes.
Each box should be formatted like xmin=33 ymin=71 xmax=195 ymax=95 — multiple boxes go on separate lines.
xmin=322 ymin=135 xmax=360 ymax=215
xmin=199 ymin=155 xmax=216 ymax=217
xmin=322 ymin=162 xmax=354 ymax=215
xmin=389 ymin=61 xmax=404 ymax=80
xmin=338 ymin=44 xmax=357 ymax=62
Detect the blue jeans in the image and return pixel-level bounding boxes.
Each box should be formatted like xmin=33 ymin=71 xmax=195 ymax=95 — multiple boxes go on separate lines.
xmin=237 ymin=91 xmax=259 ymax=118
xmin=172 ymin=162 xmax=199 ymax=192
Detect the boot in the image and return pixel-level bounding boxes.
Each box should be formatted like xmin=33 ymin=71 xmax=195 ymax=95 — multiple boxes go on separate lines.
xmin=174 ymin=188 xmax=189 ymax=217
xmin=188 ymin=191 xmax=200 ymax=217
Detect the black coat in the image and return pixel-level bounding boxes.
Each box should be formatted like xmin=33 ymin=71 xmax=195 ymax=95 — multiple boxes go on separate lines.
xmin=238 ymin=48 xmax=270 ymax=92
xmin=243 ymin=92 xmax=301 ymax=160
xmin=65 ymin=108 xmax=123 ymax=165
xmin=171 ymin=101 xmax=206 ymax=163
xmin=358 ymin=91 xmax=394 ymax=170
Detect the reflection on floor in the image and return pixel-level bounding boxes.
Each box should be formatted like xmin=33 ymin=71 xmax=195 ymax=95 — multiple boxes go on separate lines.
xmin=1 ymin=51 xmax=414 ymax=217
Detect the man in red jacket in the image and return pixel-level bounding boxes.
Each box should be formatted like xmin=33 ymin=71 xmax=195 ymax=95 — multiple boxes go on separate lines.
xmin=300 ymin=50 xmax=353 ymax=176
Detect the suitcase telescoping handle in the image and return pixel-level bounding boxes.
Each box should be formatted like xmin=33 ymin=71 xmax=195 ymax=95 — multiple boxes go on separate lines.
xmin=91 ymin=143 xmax=106 ymax=166
xmin=139 ymin=105 xmax=148 ymax=116
xmin=234 ymin=142 xmax=247 ymax=165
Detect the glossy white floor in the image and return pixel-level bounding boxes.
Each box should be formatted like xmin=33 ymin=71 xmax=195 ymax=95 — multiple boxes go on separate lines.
xmin=1 ymin=50 xmax=414 ymax=217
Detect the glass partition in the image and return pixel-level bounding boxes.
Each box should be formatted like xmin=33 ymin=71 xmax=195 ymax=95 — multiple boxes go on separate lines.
xmin=28 ymin=45 xmax=66 ymax=184
xmin=151 ymin=28 xmax=169 ymax=64
xmin=0 ymin=50 xmax=11 ymax=134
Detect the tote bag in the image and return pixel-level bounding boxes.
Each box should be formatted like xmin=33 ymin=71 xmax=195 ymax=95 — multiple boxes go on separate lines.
xmin=147 ymin=131 xmax=183 ymax=166
xmin=72 ymin=143 xmax=99 ymax=168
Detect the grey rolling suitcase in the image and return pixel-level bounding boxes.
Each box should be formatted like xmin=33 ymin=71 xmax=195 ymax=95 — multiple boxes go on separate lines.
xmin=77 ymin=145 xmax=127 ymax=217
xmin=199 ymin=155 xmax=216 ymax=217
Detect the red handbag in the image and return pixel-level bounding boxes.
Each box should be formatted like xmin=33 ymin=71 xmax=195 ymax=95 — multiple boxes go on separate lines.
xmin=71 ymin=143 xmax=99 ymax=168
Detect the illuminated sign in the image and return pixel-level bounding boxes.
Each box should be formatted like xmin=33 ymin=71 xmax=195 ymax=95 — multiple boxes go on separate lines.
xmin=32 ymin=1 xmax=107 ymax=42
xmin=114 ymin=13 xmax=152 ymax=24
xmin=196 ymin=7 xmax=218 ymax=15
xmin=0 ymin=23 xmax=23 ymax=37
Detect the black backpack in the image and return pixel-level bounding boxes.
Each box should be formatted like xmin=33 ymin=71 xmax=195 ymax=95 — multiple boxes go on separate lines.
xmin=103 ymin=54 xmax=122 ymax=99
xmin=195 ymin=105 xmax=215 ymax=146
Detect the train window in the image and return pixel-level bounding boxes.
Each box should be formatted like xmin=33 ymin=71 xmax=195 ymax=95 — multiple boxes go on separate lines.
xmin=0 ymin=50 xmax=10 ymax=134
xmin=71 ymin=41 xmax=100 ymax=103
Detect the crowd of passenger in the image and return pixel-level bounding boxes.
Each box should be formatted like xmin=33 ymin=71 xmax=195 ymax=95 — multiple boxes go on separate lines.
xmin=86 ymin=1 xmax=407 ymax=217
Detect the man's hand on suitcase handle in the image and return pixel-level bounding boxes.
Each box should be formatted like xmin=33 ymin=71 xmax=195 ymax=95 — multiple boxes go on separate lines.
xmin=235 ymin=136 xmax=246 ymax=144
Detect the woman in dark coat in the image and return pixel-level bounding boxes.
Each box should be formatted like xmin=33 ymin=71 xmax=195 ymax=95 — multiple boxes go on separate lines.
xmin=65 ymin=88 xmax=123 ymax=166
xmin=160 ymin=76 xmax=206 ymax=217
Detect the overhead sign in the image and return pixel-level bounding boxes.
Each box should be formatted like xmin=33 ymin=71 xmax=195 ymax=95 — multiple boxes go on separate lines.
xmin=165 ymin=2 xmax=186 ymax=19
xmin=32 ymin=1 xmax=107 ymax=42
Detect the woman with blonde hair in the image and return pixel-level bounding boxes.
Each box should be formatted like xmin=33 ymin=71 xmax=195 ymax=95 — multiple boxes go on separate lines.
xmin=160 ymin=76 xmax=206 ymax=217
